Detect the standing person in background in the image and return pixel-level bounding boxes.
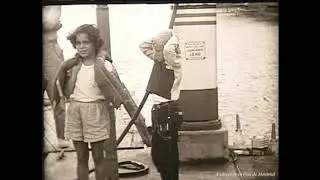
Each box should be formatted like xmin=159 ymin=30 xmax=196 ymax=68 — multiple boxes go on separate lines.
xmin=139 ymin=29 xmax=182 ymax=103
xmin=139 ymin=29 xmax=183 ymax=180
xmin=52 ymin=24 xmax=122 ymax=180
xmin=43 ymin=5 xmax=69 ymax=148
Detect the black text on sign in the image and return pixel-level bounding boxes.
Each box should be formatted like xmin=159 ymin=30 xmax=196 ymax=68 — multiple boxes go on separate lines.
xmin=185 ymin=41 xmax=206 ymax=60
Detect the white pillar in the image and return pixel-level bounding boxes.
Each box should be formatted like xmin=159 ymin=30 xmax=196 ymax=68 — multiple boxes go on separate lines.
xmin=174 ymin=3 xmax=221 ymax=131
xmin=173 ymin=3 xmax=229 ymax=161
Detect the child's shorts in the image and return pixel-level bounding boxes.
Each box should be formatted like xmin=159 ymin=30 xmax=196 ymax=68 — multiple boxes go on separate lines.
xmin=66 ymin=100 xmax=110 ymax=143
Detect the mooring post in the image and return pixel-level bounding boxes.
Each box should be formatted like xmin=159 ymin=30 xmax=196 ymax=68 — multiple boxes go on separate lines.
xmin=96 ymin=5 xmax=119 ymax=180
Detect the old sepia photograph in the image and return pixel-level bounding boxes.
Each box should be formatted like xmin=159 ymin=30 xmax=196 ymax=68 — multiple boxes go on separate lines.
xmin=43 ymin=2 xmax=278 ymax=180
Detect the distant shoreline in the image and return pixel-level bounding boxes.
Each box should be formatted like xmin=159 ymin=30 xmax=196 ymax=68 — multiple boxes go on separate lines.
xmin=215 ymin=4 xmax=278 ymax=23
xmin=216 ymin=2 xmax=278 ymax=8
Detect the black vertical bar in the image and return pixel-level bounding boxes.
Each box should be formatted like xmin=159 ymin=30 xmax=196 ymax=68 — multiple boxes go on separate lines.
xmin=96 ymin=5 xmax=119 ymax=180
xmin=169 ymin=4 xmax=178 ymax=29
xmin=96 ymin=5 xmax=112 ymax=57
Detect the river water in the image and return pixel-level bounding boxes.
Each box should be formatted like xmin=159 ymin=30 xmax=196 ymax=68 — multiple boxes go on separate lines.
xmin=56 ymin=4 xmax=278 ymax=146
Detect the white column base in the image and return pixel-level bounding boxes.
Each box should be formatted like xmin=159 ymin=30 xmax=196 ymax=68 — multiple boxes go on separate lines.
xmin=178 ymin=124 xmax=229 ymax=162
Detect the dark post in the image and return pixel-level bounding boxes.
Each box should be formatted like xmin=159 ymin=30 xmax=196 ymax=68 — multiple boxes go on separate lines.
xmin=96 ymin=5 xmax=119 ymax=180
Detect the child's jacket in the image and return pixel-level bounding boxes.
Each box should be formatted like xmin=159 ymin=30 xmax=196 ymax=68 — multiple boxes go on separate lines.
xmin=52 ymin=55 xmax=123 ymax=110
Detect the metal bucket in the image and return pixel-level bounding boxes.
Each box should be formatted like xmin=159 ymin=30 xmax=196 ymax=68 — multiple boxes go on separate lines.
xmin=252 ymin=156 xmax=278 ymax=180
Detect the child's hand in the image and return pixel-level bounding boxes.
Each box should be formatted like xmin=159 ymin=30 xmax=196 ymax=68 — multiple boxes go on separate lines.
xmin=97 ymin=56 xmax=105 ymax=61
xmin=96 ymin=50 xmax=108 ymax=62
xmin=104 ymin=60 xmax=114 ymax=72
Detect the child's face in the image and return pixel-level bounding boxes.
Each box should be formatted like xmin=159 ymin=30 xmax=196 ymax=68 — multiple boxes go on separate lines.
xmin=75 ymin=33 xmax=95 ymax=58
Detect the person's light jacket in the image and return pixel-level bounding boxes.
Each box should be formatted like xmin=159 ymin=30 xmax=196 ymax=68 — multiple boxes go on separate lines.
xmin=139 ymin=31 xmax=182 ymax=101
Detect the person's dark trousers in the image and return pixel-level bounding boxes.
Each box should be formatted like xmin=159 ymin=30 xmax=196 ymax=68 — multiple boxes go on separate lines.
xmin=43 ymin=39 xmax=66 ymax=140
xmin=73 ymin=140 xmax=106 ymax=180
xmin=160 ymin=169 xmax=179 ymax=180
xmin=43 ymin=72 xmax=66 ymax=140
xmin=152 ymin=129 xmax=179 ymax=180
xmin=151 ymin=102 xmax=182 ymax=180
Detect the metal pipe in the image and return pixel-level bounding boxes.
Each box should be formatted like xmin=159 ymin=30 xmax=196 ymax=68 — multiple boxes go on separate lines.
xmin=116 ymin=92 xmax=150 ymax=146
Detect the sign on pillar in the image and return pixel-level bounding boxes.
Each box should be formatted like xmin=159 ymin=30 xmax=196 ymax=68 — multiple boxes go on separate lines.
xmin=174 ymin=3 xmax=221 ymax=131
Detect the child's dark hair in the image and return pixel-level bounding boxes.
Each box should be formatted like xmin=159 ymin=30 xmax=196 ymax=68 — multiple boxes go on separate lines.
xmin=67 ymin=24 xmax=104 ymax=54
